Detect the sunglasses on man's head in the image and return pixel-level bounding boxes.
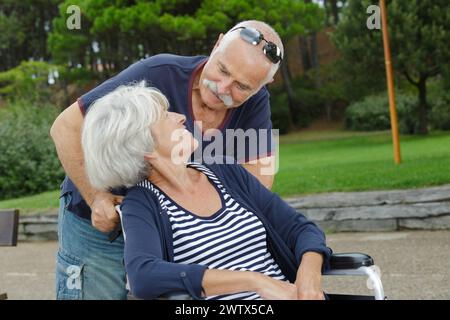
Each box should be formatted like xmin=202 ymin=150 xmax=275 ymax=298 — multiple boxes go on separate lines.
xmin=230 ymin=27 xmax=283 ymax=64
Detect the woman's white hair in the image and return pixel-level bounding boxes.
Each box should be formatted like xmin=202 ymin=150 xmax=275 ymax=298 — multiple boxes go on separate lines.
xmin=82 ymin=81 xmax=168 ymax=190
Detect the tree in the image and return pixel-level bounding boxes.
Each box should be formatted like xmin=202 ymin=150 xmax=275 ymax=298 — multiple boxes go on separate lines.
xmin=0 ymin=0 xmax=60 ymax=71
xmin=323 ymin=0 xmax=347 ymax=26
xmin=48 ymin=0 xmax=230 ymax=77
xmin=47 ymin=0 xmax=324 ymax=130
xmin=333 ymin=0 xmax=450 ymax=134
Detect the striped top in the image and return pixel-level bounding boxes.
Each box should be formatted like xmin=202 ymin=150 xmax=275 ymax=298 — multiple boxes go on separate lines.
xmin=138 ymin=163 xmax=288 ymax=300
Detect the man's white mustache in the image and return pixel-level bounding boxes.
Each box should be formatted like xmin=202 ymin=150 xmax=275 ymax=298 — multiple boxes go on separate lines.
xmin=202 ymin=79 xmax=234 ymax=107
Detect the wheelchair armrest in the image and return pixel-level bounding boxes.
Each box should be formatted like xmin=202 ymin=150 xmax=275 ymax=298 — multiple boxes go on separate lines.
xmin=329 ymin=253 xmax=374 ymax=270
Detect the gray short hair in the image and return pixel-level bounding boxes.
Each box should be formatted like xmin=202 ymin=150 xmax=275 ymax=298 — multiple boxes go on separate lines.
xmin=82 ymin=82 xmax=168 ymax=190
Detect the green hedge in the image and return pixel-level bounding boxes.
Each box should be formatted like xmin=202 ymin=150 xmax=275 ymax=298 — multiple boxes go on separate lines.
xmin=270 ymin=78 xmax=329 ymax=134
xmin=270 ymin=91 xmax=291 ymax=135
xmin=345 ymin=93 xmax=420 ymax=134
xmin=345 ymin=90 xmax=450 ymax=133
xmin=430 ymin=94 xmax=450 ymax=130
xmin=429 ymin=82 xmax=450 ymax=130
xmin=0 ymin=100 xmax=64 ymax=200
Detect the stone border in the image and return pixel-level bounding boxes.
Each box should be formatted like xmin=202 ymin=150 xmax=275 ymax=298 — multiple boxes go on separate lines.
xmin=19 ymin=214 xmax=58 ymax=242
xmin=285 ymin=184 xmax=450 ymax=232
xmin=15 ymin=185 xmax=450 ymax=241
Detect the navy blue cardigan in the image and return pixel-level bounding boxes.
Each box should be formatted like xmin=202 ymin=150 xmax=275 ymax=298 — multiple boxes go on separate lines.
xmin=121 ymin=162 xmax=332 ymax=300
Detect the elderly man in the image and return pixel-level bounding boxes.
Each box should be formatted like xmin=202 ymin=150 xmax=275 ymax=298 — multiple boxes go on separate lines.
xmin=50 ymin=20 xmax=284 ymax=299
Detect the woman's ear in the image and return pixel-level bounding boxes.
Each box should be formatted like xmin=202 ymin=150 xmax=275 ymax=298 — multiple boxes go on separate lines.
xmin=144 ymin=152 xmax=157 ymax=163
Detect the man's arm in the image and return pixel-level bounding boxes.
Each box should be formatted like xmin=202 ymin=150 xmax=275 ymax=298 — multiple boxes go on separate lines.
xmin=242 ymin=155 xmax=276 ymax=189
xmin=50 ymin=102 xmax=121 ymax=232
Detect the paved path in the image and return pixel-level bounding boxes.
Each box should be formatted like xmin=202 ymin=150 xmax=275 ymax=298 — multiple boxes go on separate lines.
xmin=1 ymin=230 xmax=449 ymax=300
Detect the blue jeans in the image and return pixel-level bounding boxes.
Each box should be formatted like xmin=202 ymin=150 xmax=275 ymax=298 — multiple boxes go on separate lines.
xmin=55 ymin=192 xmax=127 ymax=300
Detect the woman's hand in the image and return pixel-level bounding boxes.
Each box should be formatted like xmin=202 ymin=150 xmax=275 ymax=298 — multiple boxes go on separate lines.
xmin=294 ymin=251 xmax=325 ymax=300
xmin=202 ymin=269 xmax=297 ymax=299
xmin=295 ymin=274 xmax=324 ymax=300
xmin=253 ymin=273 xmax=298 ymax=300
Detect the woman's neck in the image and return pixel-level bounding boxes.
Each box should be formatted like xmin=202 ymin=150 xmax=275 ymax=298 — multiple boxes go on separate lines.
xmin=148 ymin=157 xmax=198 ymax=193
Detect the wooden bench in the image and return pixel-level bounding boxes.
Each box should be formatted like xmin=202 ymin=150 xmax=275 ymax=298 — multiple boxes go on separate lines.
xmin=0 ymin=209 xmax=19 ymax=300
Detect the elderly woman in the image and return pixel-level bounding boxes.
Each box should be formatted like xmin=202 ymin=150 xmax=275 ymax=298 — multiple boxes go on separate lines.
xmin=82 ymin=82 xmax=332 ymax=300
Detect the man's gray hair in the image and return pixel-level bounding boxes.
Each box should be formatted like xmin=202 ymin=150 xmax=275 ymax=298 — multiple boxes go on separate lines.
xmin=82 ymin=81 xmax=168 ymax=190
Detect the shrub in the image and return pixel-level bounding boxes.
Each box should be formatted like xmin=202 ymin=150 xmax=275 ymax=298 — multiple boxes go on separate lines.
xmin=0 ymin=61 xmax=62 ymax=103
xmin=270 ymin=91 xmax=291 ymax=135
xmin=0 ymin=60 xmax=96 ymax=107
xmin=345 ymin=93 xmax=418 ymax=134
xmin=270 ymin=66 xmax=351 ymax=135
xmin=270 ymin=77 xmax=329 ymax=134
xmin=0 ymin=100 xmax=64 ymax=200
xmin=428 ymin=80 xmax=450 ymax=130
xmin=430 ymin=95 xmax=450 ymax=130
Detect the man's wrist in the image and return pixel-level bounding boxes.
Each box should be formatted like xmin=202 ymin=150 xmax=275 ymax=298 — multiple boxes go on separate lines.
xmin=85 ymin=189 xmax=108 ymax=208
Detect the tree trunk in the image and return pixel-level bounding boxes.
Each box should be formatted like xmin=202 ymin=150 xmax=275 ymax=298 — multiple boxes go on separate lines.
xmin=417 ymin=74 xmax=428 ymax=135
xmin=331 ymin=0 xmax=339 ymax=25
xmin=309 ymin=32 xmax=319 ymax=69
xmin=323 ymin=0 xmax=330 ymax=26
xmin=309 ymin=32 xmax=322 ymax=88
xmin=280 ymin=55 xmax=296 ymax=130
xmin=325 ymin=101 xmax=332 ymax=122
xmin=299 ymin=36 xmax=311 ymax=73
xmin=63 ymin=78 xmax=71 ymax=111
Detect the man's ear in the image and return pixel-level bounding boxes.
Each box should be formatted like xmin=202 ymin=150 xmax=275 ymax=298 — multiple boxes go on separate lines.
xmin=212 ymin=33 xmax=224 ymax=52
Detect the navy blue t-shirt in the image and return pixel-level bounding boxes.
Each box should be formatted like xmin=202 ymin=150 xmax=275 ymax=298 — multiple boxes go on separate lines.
xmin=61 ymin=54 xmax=275 ymax=219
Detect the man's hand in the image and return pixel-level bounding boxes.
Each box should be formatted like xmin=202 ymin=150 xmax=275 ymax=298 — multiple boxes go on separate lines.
xmin=51 ymin=101 xmax=123 ymax=233
xmin=90 ymin=192 xmax=123 ymax=233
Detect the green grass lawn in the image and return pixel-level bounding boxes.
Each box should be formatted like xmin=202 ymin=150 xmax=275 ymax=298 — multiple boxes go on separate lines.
xmin=0 ymin=190 xmax=60 ymax=215
xmin=1 ymin=130 xmax=450 ymax=214
xmin=273 ymin=130 xmax=450 ymax=197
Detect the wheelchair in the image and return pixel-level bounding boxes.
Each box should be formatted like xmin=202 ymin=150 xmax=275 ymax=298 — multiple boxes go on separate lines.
xmin=113 ymin=207 xmax=385 ymax=301
xmin=150 ymin=252 xmax=385 ymax=301
xmin=324 ymin=252 xmax=385 ymax=300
